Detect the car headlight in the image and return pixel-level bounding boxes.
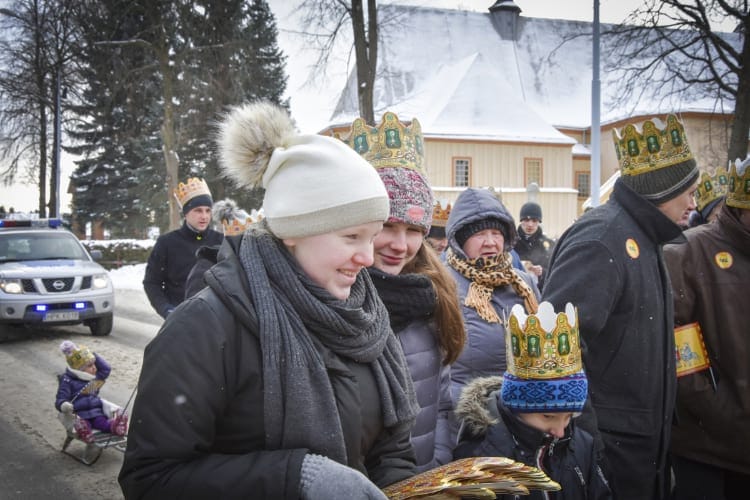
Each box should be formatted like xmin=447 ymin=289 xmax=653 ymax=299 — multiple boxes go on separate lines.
xmin=0 ymin=279 xmax=23 ymax=294
xmin=92 ymin=274 xmax=110 ymax=289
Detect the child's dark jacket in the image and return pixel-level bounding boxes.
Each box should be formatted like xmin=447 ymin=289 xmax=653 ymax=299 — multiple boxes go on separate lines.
xmin=454 ymin=376 xmax=611 ymax=500
xmin=55 ymin=353 xmax=110 ymax=420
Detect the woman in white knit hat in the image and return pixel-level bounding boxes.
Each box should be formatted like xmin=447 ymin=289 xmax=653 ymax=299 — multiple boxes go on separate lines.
xmin=119 ymin=102 xmax=419 ymax=500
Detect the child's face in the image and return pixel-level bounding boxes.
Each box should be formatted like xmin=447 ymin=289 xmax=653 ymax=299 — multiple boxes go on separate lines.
xmin=81 ymin=361 xmax=97 ymax=375
xmin=518 ymin=412 xmax=572 ymax=439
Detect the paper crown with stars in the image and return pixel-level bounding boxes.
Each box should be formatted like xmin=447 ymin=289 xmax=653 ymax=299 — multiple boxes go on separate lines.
xmin=501 ymin=302 xmax=588 ymax=413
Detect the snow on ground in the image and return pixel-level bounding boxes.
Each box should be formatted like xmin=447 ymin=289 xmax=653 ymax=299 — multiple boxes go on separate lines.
xmin=108 ymin=263 xmax=147 ymax=291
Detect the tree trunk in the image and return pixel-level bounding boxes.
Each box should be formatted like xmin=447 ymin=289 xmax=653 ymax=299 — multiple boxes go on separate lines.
xmin=351 ymin=0 xmax=377 ymax=124
xmin=156 ymin=41 xmax=181 ymax=230
xmin=728 ymin=31 xmax=750 ymax=165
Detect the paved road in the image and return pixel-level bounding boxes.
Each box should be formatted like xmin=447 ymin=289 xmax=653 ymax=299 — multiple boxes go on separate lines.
xmin=0 ymin=289 xmax=161 ymax=499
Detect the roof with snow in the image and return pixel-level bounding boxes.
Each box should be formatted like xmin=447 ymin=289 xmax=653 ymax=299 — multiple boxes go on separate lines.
xmin=329 ymin=1 xmax=738 ymax=143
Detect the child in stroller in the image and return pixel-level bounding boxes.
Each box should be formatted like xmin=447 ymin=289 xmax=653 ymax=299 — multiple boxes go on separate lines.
xmin=55 ymin=340 xmax=128 ymax=443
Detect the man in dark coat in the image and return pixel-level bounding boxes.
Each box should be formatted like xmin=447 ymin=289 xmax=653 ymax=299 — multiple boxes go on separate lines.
xmin=514 ymin=201 xmax=555 ymax=290
xmin=542 ymin=114 xmax=699 ymax=500
xmin=143 ymin=177 xmax=223 ymax=318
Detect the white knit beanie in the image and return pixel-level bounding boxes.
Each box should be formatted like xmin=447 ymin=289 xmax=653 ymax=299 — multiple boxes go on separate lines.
xmin=216 ymin=101 xmax=390 ymax=239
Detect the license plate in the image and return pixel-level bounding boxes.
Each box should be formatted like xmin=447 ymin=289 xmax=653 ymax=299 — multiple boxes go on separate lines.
xmin=44 ymin=311 xmax=79 ymax=322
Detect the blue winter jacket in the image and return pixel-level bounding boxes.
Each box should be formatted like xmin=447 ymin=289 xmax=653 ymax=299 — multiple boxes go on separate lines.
xmin=55 ymin=353 xmax=111 ymax=420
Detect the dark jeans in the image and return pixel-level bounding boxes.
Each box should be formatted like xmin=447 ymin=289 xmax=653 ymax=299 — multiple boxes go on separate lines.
xmin=672 ymin=455 xmax=750 ymax=500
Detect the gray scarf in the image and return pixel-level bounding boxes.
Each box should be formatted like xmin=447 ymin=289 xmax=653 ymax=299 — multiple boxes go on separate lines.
xmin=238 ymin=226 xmax=418 ymax=464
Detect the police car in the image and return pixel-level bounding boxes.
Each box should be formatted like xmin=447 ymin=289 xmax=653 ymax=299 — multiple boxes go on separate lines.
xmin=0 ymin=218 xmax=114 ymax=336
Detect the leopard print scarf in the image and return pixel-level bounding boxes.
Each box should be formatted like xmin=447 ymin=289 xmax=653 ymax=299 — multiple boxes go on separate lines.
xmin=446 ymin=248 xmax=538 ymax=323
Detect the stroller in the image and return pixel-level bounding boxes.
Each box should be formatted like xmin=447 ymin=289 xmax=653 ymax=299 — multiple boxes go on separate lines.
xmin=56 ymin=375 xmax=135 ymax=465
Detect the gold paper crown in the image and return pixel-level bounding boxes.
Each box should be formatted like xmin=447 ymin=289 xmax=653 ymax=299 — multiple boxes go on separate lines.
xmin=506 ymin=302 xmax=583 ymax=380
xmin=340 ymin=111 xmax=425 ymax=174
xmin=612 ymin=114 xmax=694 ymax=176
xmin=695 ymin=166 xmax=729 ymax=211
xmin=174 ymin=177 xmax=211 ymax=208
xmin=221 ymin=209 xmax=264 ymax=236
xmin=432 ymin=201 xmax=451 ymax=227
xmin=727 ymin=158 xmax=750 ymax=209
xmin=66 ymin=345 xmax=95 ymax=371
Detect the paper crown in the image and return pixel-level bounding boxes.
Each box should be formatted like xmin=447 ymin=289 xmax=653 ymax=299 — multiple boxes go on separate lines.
xmin=222 ymin=209 xmax=264 ymax=236
xmin=727 ymin=157 xmax=750 ymax=209
xmin=432 ymin=201 xmax=451 ymax=227
xmin=340 ymin=111 xmax=425 ymax=174
xmin=695 ymin=166 xmax=729 ymax=211
xmin=174 ymin=177 xmax=211 ymax=208
xmin=612 ymin=114 xmax=694 ymax=176
xmin=505 ymin=302 xmax=583 ymax=380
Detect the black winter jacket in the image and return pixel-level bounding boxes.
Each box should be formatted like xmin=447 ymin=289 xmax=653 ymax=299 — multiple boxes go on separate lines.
xmin=453 ymin=377 xmax=612 ymax=500
xmin=514 ymin=226 xmax=555 ymax=289
xmin=542 ymin=180 xmax=683 ymax=500
xmin=119 ymin=236 xmax=415 ymax=499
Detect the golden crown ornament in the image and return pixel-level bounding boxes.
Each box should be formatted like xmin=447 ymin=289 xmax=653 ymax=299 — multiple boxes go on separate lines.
xmin=695 ymin=166 xmax=730 ymax=211
xmin=506 ymin=302 xmax=583 ymax=380
xmin=612 ymin=114 xmax=694 ymax=176
xmin=727 ymin=157 xmax=750 ymax=209
xmin=340 ymin=111 xmax=425 ymax=174
xmin=432 ymin=201 xmax=451 ymax=228
xmin=174 ymin=177 xmax=211 ymax=209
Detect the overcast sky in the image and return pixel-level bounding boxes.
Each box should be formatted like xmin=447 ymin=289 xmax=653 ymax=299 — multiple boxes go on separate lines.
xmin=0 ymin=0 xmax=722 ymax=214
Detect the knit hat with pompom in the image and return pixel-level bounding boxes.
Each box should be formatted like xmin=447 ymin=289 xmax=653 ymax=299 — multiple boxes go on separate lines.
xmin=60 ymin=340 xmax=94 ymax=371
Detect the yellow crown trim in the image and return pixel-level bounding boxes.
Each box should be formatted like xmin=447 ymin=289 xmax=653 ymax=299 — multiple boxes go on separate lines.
xmin=340 ymin=111 xmax=426 ymax=175
xmin=727 ymin=159 xmax=750 ymax=209
xmin=612 ymin=114 xmax=694 ymax=176
xmin=506 ymin=302 xmax=583 ymax=380
xmin=432 ymin=201 xmax=451 ymax=227
xmin=695 ymin=166 xmax=729 ymax=211
xmin=174 ymin=177 xmax=211 ymax=208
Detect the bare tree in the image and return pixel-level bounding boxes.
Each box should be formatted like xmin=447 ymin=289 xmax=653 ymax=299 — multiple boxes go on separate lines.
xmin=297 ymin=0 xmax=378 ymax=124
xmin=605 ymin=0 xmax=749 ymax=164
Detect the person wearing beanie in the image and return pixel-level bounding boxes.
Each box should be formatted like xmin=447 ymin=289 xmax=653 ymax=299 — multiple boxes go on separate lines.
xmin=514 ymin=201 xmax=556 ymax=291
xmin=343 ymin=112 xmax=466 ymax=472
xmin=143 ymin=177 xmax=223 ymax=318
xmin=541 ymin=114 xmax=700 ymax=500
xmin=119 ymin=101 xmax=419 ymax=500
xmin=454 ymin=302 xmax=612 ymax=500
xmin=665 ymin=157 xmax=750 ymax=499
xmin=55 ymin=340 xmax=128 ymax=443
xmin=443 ymin=187 xmax=540 ymax=416
xmin=426 ymin=201 xmax=450 ymax=253
xmin=687 ymin=166 xmax=729 ymax=228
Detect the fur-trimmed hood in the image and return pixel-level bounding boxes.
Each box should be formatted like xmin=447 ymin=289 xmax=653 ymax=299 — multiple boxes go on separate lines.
xmin=455 ymin=375 xmax=503 ymax=436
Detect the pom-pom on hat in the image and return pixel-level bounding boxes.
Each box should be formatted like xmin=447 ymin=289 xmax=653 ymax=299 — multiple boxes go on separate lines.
xmin=520 ymin=202 xmax=542 ymax=221
xmin=216 ymin=101 xmax=389 ymax=239
xmin=341 ymin=112 xmax=434 ymax=233
xmin=612 ymin=114 xmax=699 ymax=204
xmin=60 ymin=340 xmax=95 ymax=371
xmin=501 ymin=302 xmax=588 ymax=413
xmin=174 ymin=178 xmax=213 ymax=215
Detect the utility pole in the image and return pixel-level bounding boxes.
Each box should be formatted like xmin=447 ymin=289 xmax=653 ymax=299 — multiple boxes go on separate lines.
xmin=590 ymin=0 xmax=601 ymax=208
xmin=53 ymin=65 xmax=62 ymax=218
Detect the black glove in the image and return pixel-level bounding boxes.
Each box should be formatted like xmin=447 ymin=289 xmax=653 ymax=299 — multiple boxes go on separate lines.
xmin=299 ymin=454 xmax=387 ymax=500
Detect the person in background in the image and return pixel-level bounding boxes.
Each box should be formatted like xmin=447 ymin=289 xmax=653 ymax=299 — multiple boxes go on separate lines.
xmin=513 ymin=201 xmax=555 ymax=291
xmin=444 ymin=187 xmax=540 ymax=409
xmin=541 ymin=114 xmax=699 ymax=500
xmin=426 ymin=201 xmax=450 ymax=253
xmin=119 ymin=101 xmax=418 ymax=500
xmin=665 ymin=157 xmax=750 ymax=499
xmin=454 ymin=302 xmax=611 ymax=500
xmin=687 ymin=165 xmax=729 ymax=228
xmin=184 ymin=198 xmax=261 ymax=299
xmin=143 ymin=177 xmax=223 ymax=318
xmin=55 ymin=340 xmax=128 ymax=443
xmin=343 ymin=112 xmax=465 ymax=472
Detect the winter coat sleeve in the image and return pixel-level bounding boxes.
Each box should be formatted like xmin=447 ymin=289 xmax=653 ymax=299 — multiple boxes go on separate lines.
xmin=55 ymin=376 xmax=73 ymax=411
xmin=93 ymin=352 xmax=111 ymax=380
xmin=433 ymin=363 xmax=455 ymax=467
xmin=363 ymin=423 xmax=416 ymax=488
xmin=142 ymin=237 xmax=174 ymax=318
xmin=118 ymin=295 xmax=307 ymax=500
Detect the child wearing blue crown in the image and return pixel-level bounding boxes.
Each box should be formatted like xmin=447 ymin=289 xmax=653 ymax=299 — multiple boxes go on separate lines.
xmin=453 ymin=302 xmax=611 ymax=500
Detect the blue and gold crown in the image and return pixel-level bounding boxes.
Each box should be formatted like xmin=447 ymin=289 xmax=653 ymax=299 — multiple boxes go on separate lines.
xmin=340 ymin=111 xmax=425 ymax=173
xmin=727 ymin=157 xmax=750 ymax=209
xmin=174 ymin=177 xmax=211 ymax=208
xmin=612 ymin=114 xmax=694 ymax=176
xmin=506 ymin=302 xmax=583 ymax=380
xmin=696 ymin=166 xmax=730 ymax=212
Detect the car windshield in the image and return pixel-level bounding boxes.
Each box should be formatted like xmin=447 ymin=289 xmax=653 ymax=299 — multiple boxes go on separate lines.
xmin=0 ymin=232 xmax=89 ymax=263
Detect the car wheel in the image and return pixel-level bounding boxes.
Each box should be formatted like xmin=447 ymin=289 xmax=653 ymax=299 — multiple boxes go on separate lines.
xmin=88 ymin=313 xmax=113 ymax=336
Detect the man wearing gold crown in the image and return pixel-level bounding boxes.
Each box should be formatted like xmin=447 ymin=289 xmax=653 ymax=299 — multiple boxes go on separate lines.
xmin=541 ymin=115 xmax=700 ymax=500
xmin=687 ymin=166 xmax=729 ymax=228
xmin=143 ymin=177 xmax=223 ymax=318
xmin=664 ymin=157 xmax=750 ymax=499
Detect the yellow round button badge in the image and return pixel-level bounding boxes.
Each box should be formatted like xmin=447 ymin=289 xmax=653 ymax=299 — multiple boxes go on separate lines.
xmin=714 ymin=251 xmax=733 ymax=269
xmin=626 ymin=238 xmax=640 ymax=259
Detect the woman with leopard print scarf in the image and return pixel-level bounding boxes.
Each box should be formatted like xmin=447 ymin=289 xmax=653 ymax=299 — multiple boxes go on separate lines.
xmin=444 ymin=188 xmax=540 ymax=416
